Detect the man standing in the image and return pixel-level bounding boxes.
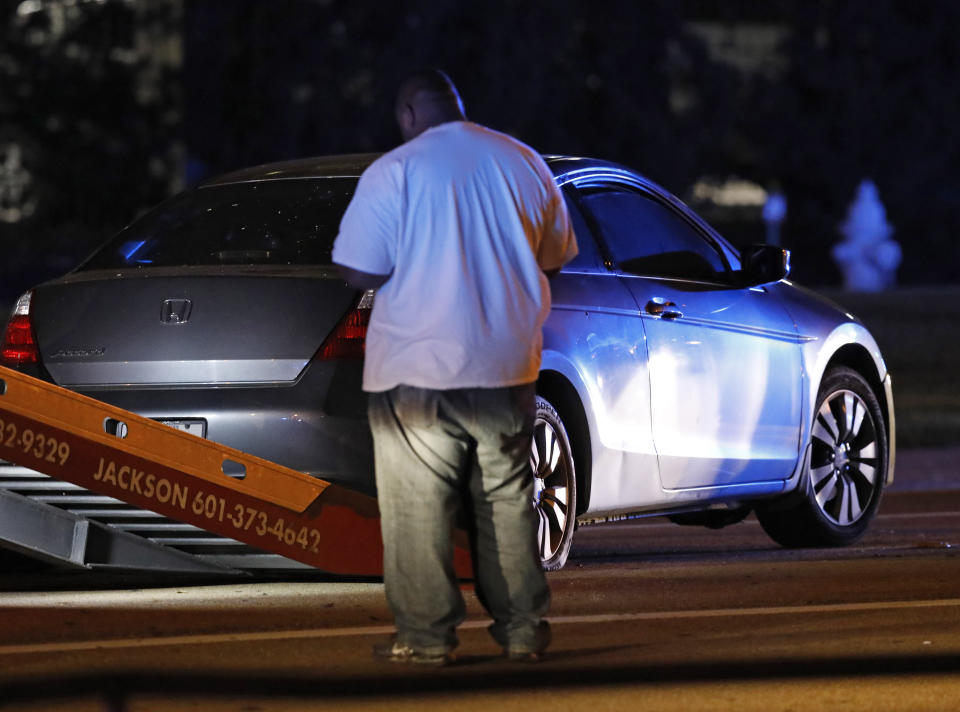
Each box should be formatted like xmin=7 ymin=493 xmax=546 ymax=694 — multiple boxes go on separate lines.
xmin=332 ymin=69 xmax=577 ymax=665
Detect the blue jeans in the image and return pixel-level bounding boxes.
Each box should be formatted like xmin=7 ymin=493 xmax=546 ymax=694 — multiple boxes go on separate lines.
xmin=368 ymin=384 xmax=551 ymax=655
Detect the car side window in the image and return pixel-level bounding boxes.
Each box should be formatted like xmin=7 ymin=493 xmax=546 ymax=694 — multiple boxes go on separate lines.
xmin=560 ymin=189 xmax=603 ymax=272
xmin=579 ymin=187 xmax=729 ymax=282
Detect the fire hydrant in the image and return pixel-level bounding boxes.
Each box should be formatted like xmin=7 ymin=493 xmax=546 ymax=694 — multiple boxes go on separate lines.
xmin=831 ymin=179 xmax=901 ymax=292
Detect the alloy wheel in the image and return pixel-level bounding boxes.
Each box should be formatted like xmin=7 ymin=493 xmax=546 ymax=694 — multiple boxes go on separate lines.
xmin=809 ymin=388 xmax=880 ymax=526
xmin=530 ymin=416 xmax=571 ymax=563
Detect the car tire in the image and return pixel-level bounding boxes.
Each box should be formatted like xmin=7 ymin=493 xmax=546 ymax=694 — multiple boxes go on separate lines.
xmin=531 ymin=395 xmax=577 ymax=570
xmin=757 ymin=366 xmax=887 ymax=548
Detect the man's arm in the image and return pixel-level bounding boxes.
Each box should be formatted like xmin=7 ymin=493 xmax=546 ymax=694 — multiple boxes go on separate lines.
xmin=336 ymin=263 xmax=392 ymax=290
xmin=533 ymin=167 xmax=578 ymax=276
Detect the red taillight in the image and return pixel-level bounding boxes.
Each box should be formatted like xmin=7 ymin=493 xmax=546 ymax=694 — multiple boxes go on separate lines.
xmin=1 ymin=292 xmax=39 ymax=367
xmin=316 ymin=291 xmax=374 ymax=360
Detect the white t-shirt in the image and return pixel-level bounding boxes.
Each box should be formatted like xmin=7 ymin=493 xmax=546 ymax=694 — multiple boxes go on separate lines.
xmin=332 ymin=121 xmax=578 ymax=392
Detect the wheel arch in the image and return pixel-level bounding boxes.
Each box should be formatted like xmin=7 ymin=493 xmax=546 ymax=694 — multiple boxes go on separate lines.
xmin=818 ymin=342 xmax=896 ymax=486
xmin=823 ymin=343 xmax=892 ymax=449
xmin=536 ymin=369 xmax=592 ymax=516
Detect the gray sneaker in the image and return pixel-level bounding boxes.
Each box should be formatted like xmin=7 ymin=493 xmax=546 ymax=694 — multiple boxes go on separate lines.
xmin=505 ymin=648 xmax=544 ymax=663
xmin=372 ymin=638 xmax=453 ymax=667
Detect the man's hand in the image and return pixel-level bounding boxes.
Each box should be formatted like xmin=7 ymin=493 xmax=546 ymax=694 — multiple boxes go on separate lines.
xmin=336 ymin=264 xmax=392 ymax=290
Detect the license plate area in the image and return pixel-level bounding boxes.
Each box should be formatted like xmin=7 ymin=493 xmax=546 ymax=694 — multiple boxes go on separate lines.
xmin=154 ymin=418 xmax=207 ymax=438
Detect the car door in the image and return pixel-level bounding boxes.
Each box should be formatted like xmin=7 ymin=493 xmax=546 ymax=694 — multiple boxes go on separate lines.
xmin=541 ymin=188 xmax=661 ymax=512
xmin=575 ymin=181 xmax=803 ymax=490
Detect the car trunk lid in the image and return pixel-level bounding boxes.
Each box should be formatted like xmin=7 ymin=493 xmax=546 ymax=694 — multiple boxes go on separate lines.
xmin=31 ymin=267 xmax=358 ymax=387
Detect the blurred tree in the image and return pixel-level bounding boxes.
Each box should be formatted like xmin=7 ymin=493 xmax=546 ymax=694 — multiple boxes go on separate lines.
xmin=742 ymin=0 xmax=960 ymax=283
xmin=0 ymin=0 xmax=182 ymax=301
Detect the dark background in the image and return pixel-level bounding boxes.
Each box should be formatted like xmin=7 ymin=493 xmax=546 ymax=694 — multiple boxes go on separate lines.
xmin=2 ymin=0 xmax=959 ymax=305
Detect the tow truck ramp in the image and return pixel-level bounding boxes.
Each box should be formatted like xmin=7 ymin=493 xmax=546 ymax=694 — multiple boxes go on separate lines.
xmin=0 ymin=485 xmax=238 ymax=573
xmin=0 ymin=365 xmax=472 ymax=576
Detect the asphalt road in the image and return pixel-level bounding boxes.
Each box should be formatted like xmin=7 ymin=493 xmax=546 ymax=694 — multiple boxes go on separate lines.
xmin=0 ymin=454 xmax=959 ymax=711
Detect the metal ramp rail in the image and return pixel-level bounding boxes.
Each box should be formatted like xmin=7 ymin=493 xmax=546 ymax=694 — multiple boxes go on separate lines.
xmin=0 ymin=486 xmax=238 ymax=573
xmin=0 ymin=365 xmax=472 ymax=576
xmin=0 ymin=460 xmax=309 ymax=571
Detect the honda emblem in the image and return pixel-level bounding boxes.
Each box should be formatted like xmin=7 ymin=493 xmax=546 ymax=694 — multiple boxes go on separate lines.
xmin=160 ymin=299 xmax=193 ymax=325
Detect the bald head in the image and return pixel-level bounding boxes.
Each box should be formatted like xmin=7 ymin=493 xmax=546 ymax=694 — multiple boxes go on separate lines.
xmin=394 ymin=69 xmax=466 ymax=142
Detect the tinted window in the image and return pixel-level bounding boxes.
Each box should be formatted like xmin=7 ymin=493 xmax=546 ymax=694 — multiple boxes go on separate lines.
xmin=79 ymin=178 xmax=356 ymax=270
xmin=562 ymin=191 xmax=604 ymax=272
xmin=580 ymin=188 xmax=728 ymax=281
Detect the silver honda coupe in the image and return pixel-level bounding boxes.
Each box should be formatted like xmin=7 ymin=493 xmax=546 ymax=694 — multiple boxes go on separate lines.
xmin=1 ymin=154 xmax=894 ymax=571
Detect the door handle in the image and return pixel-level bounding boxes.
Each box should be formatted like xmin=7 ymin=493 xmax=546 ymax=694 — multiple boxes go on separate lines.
xmin=645 ymin=299 xmax=683 ymax=319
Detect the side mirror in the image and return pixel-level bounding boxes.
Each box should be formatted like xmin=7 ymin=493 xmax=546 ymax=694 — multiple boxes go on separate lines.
xmin=740 ymin=244 xmax=790 ymax=286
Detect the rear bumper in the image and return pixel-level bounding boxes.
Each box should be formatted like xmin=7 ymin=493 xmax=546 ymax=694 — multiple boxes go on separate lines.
xmin=72 ymin=360 xmax=376 ymax=495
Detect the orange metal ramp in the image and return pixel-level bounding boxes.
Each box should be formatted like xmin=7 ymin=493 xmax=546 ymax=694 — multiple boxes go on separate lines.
xmin=0 ymin=365 xmax=473 ymax=577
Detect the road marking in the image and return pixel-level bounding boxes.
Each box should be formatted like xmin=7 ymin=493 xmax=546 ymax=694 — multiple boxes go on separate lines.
xmin=0 ymin=582 xmax=384 ymax=608
xmin=2 ymin=598 xmax=960 ymax=656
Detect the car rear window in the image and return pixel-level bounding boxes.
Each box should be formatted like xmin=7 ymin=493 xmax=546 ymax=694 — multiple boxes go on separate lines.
xmin=78 ymin=178 xmax=357 ymax=270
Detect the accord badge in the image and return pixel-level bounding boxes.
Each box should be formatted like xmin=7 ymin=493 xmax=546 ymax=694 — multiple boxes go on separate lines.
xmin=50 ymin=347 xmax=106 ymax=359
